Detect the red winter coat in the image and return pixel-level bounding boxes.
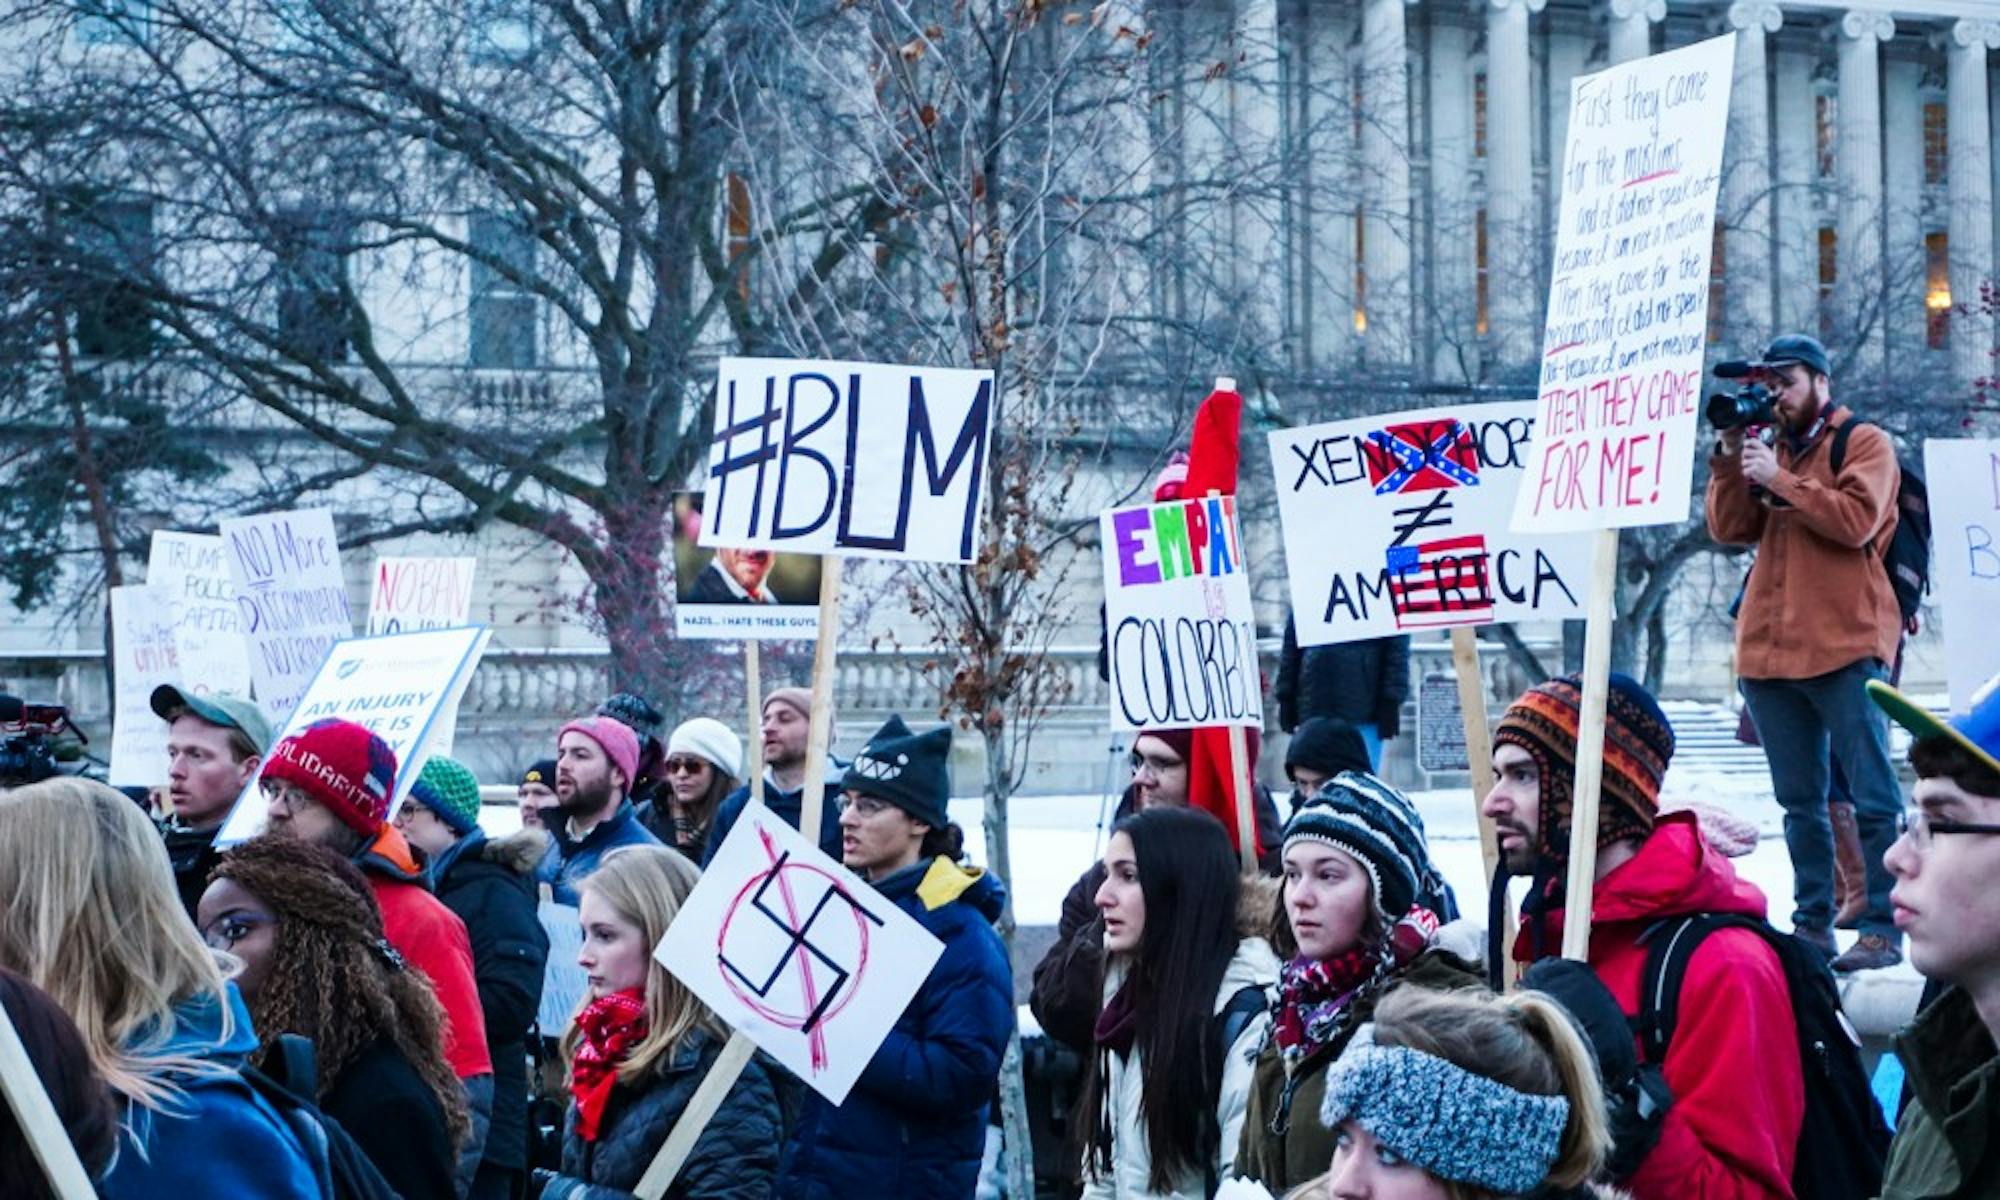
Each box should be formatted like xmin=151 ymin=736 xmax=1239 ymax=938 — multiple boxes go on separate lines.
xmin=358 ymin=824 xmax=494 ymax=1080
xmin=1513 ymin=812 xmax=1801 ymax=1200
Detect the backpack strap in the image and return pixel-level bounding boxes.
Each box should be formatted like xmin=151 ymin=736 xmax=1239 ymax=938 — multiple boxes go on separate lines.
xmin=1205 ymin=985 xmax=1269 ymax=1197
xmin=1634 ymin=914 xmax=1765 ymax=1064
xmin=1829 ymin=417 xmax=1862 ymax=476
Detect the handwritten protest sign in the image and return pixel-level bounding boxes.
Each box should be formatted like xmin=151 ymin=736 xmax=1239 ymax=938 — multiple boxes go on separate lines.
xmin=1099 ymin=495 xmax=1261 ymax=732
xmin=1270 ymin=402 xmax=1592 ymax=645
xmin=222 ymin=509 xmax=354 ymax=721
xmin=106 ymin=586 xmax=181 ymax=787
xmin=147 ymin=531 xmax=252 ymax=697
xmin=217 ymin=625 xmax=490 ymax=845
xmin=671 ymin=491 xmax=823 ymax=640
xmin=1925 ymin=439 xmax=2000 ymax=715
xmin=367 ymin=556 xmax=477 ymax=635
xmin=1512 ymin=34 xmax=1735 ymax=534
xmin=654 ymin=805 xmax=944 ymax=1105
xmin=699 ymin=357 xmax=995 ymax=563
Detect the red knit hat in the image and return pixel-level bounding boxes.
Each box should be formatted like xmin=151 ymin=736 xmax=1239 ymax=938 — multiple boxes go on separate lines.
xmin=262 ymin=719 xmax=400 ymax=837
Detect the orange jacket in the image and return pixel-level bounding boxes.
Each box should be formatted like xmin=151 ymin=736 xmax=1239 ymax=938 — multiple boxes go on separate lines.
xmin=1705 ymin=406 xmax=1900 ymax=680
xmin=358 ymin=824 xmax=494 ymax=1079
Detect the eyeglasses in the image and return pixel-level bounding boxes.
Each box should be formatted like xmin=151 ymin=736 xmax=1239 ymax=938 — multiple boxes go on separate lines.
xmin=663 ymin=758 xmax=710 ymax=776
xmin=837 ymin=795 xmax=894 ymax=818
xmin=1129 ymin=751 xmax=1185 ymax=779
xmin=202 ymin=913 xmax=278 ymax=951
xmin=260 ymin=779 xmax=315 ymax=817
xmin=1895 ymin=808 xmax=2000 ymax=850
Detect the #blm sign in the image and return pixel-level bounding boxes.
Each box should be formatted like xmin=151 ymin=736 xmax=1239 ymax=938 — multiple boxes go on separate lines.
xmin=106 ymin=586 xmax=181 ymax=787
xmin=1269 ymin=402 xmax=1592 ymax=646
xmin=699 ymin=357 xmax=995 ymax=564
xmin=147 ymin=531 xmax=253 ymax=698
xmin=222 ymin=509 xmax=354 ymax=721
xmin=216 ymin=625 xmax=490 ymax=846
xmin=368 ymin=556 xmax=477 ymax=635
xmin=1100 ymin=495 xmax=1261 ymax=733
xmin=1924 ymin=440 xmax=2000 ymax=715
xmin=654 ymin=805 xmax=944 ymax=1105
xmin=1512 ymin=34 xmax=1735 ymax=534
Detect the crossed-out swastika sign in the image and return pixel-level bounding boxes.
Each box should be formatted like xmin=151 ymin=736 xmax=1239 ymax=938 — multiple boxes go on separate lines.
xmin=655 ymin=804 xmax=944 ymax=1105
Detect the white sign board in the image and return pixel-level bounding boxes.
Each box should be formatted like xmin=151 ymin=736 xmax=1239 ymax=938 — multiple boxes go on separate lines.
xmin=1270 ymin=403 xmax=1592 ymax=645
xmin=106 ymin=585 xmax=182 ymax=787
xmin=1924 ymin=439 xmax=2000 ymax=715
xmin=654 ymin=806 xmax=945 ymax=1105
xmin=222 ymin=509 xmax=354 ymax=721
xmin=217 ymin=625 xmax=490 ymax=845
xmin=537 ymin=897 xmax=587 ymax=1035
xmin=1099 ymin=495 xmax=1261 ymax=732
xmin=367 ymin=556 xmax=477 ymax=635
xmin=1511 ymin=34 xmax=1735 ymax=533
xmin=699 ymin=357 xmax=995 ymax=563
xmin=146 ymin=531 xmax=252 ymax=697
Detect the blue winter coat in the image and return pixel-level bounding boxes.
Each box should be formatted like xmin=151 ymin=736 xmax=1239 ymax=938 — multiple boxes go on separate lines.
xmin=701 ymin=758 xmax=845 ymax=867
xmin=775 ymin=857 xmax=1014 ymax=1199
xmin=100 ymin=984 xmax=319 ymax=1199
xmin=546 ymin=800 xmax=663 ymax=906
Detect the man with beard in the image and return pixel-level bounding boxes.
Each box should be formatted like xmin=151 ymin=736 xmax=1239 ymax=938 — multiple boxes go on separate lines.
xmin=702 ymin=687 xmax=844 ymax=865
xmin=150 ymin=685 xmax=270 ymax=920
xmin=1707 ymin=333 xmax=1906 ymax=973
xmin=545 ymin=713 xmax=660 ymax=905
xmin=687 ymin=545 xmax=781 ymax=604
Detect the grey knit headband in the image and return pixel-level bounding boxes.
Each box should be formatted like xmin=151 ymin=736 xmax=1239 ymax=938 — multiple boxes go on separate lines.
xmin=1320 ymin=1026 xmax=1569 ymax=1194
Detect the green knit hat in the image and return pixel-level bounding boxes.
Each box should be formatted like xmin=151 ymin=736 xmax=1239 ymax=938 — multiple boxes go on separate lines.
xmin=412 ymin=755 xmax=483 ymax=836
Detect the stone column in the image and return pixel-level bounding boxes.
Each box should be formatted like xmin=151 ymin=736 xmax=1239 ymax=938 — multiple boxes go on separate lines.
xmin=1428 ymin=12 xmax=1477 ymax=382
xmin=1879 ymin=51 xmax=1926 ymax=364
xmin=1544 ymin=15 xmax=1593 ymax=237
xmin=1607 ymin=0 xmax=1663 ymax=64
xmin=1721 ymin=2 xmax=1782 ymax=351
xmin=1835 ymin=11 xmax=1893 ymax=379
xmin=1947 ymin=19 xmax=2000 ymax=390
xmin=1301 ymin=3 xmax=1355 ymax=368
xmin=1771 ymin=33 xmax=1819 ymax=335
xmin=1360 ymin=0 xmax=1416 ymax=371
xmin=1487 ymin=0 xmax=1546 ymax=369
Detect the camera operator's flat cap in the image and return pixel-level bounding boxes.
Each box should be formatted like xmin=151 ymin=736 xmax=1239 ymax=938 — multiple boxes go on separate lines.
xmin=1715 ymin=333 xmax=1830 ymax=379
xmin=150 ymin=685 xmax=273 ymax=754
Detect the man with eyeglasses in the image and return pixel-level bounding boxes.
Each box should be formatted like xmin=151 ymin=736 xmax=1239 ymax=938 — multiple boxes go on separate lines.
xmin=1707 ymin=333 xmax=1907 ymax=973
xmin=1868 ymin=675 xmax=2000 ymax=1198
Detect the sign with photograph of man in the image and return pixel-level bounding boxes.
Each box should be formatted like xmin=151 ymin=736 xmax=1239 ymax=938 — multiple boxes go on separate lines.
xmin=672 ymin=491 xmax=824 ymax=639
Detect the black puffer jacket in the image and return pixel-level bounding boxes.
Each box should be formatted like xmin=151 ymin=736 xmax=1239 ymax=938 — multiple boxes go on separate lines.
xmin=433 ymin=828 xmax=549 ymax=1175
xmin=540 ymin=1027 xmax=782 ymax=1200
xmin=1273 ymin=616 xmax=1411 ymax=736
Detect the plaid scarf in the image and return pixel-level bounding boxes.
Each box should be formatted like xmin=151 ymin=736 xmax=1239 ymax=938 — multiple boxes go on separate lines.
xmin=570 ymin=988 xmax=648 ymax=1142
xmin=1272 ymin=906 xmax=1438 ymax=1063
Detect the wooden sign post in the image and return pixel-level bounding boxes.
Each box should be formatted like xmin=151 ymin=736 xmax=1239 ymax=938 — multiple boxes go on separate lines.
xmin=743 ymin=641 xmax=764 ymax=791
xmin=1559 ymin=529 xmax=1620 ymax=962
xmin=0 ymin=1005 xmax=96 ymax=1199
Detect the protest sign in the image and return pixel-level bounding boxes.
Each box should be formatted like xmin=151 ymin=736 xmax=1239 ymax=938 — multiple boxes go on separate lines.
xmin=699 ymin=357 xmax=995 ymax=563
xmin=106 ymin=585 xmax=181 ymax=787
xmin=536 ymin=893 xmax=587 ymax=1035
xmin=216 ymin=625 xmax=490 ymax=845
xmin=1099 ymin=494 xmax=1261 ymax=733
xmin=1925 ymin=439 xmax=2000 ymax=715
xmin=1512 ymin=35 xmax=1735 ymax=534
xmin=1270 ymin=402 xmax=1591 ymax=645
xmin=221 ymin=509 xmax=354 ymax=721
xmin=653 ymin=804 xmax=945 ymax=1106
xmin=671 ymin=491 xmax=823 ymax=639
xmin=147 ymin=531 xmax=252 ymax=697
xmin=367 ymin=556 xmax=477 ymax=635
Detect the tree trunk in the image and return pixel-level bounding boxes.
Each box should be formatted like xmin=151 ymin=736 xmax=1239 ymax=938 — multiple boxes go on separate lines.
xmin=54 ymin=312 xmax=123 ymax=702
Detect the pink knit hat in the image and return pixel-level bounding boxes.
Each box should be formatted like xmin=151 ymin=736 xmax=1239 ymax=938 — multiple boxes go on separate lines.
xmin=558 ymin=715 xmax=640 ymax=789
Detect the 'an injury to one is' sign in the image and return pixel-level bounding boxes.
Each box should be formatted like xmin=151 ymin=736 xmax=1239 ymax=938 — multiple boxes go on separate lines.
xmin=654 ymin=806 xmax=944 ymax=1106
xmin=699 ymin=357 xmax=995 ymax=564
xmin=1100 ymin=495 xmax=1261 ymax=733
xmin=1270 ymin=401 xmax=1592 ymax=646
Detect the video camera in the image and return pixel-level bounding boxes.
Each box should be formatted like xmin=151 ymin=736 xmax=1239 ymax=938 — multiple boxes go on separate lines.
xmin=0 ymin=694 xmax=88 ymax=786
xmin=1705 ymin=381 xmax=1776 ymax=431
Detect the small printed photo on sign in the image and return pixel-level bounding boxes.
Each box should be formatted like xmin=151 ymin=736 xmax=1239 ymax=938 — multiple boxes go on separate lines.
xmin=672 ymin=491 xmax=823 ymax=640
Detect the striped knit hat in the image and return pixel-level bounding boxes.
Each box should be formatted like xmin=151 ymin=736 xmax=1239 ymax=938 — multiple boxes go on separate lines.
xmin=1492 ymin=673 xmax=1675 ymax=867
xmin=1283 ymin=772 xmax=1444 ymax=920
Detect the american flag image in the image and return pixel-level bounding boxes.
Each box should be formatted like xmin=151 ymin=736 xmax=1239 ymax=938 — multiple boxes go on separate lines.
xmin=1384 ymin=534 xmax=1495 ymax=629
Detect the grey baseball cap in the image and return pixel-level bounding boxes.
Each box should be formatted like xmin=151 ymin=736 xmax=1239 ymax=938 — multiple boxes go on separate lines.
xmin=1714 ymin=333 xmax=1830 ymax=379
xmin=150 ymin=685 xmax=273 ymax=755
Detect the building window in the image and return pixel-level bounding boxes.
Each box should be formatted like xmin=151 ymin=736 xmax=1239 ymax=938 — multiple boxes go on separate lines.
xmin=469 ymin=0 xmax=534 ymax=63
xmin=1818 ymin=226 xmax=1836 ymax=340
xmin=1926 ymin=230 xmax=1951 ymax=349
xmin=1475 ymin=209 xmax=1489 ymax=336
xmin=468 ymin=211 xmax=538 ymax=368
xmin=76 ymin=0 xmax=151 ymax=45
xmin=274 ymin=209 xmax=353 ymax=362
xmin=1924 ymin=102 xmax=1947 ymax=187
xmin=1815 ymin=93 xmax=1837 ymax=180
xmin=1354 ymin=213 xmax=1367 ymax=334
xmin=1474 ymin=74 xmax=1487 ymax=159
xmin=70 ymin=196 xmax=154 ymax=359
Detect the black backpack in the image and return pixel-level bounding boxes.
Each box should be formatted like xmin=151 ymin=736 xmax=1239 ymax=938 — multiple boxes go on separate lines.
xmin=1830 ymin=420 xmax=1930 ymax=624
xmin=242 ymin=1034 xmax=402 ymax=1200
xmin=1635 ymin=914 xmax=1890 ymax=1200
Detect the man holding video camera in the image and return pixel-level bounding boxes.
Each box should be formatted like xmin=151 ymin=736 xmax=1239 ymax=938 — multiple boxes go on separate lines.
xmin=1705 ymin=333 xmax=1905 ymax=972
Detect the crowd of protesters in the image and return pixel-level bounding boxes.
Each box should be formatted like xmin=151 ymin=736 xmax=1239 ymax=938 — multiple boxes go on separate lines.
xmin=5 ymin=656 xmax=1986 ymax=1200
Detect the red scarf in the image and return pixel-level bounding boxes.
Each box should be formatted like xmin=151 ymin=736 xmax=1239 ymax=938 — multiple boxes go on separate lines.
xmin=570 ymin=988 xmax=648 ymax=1142
xmin=1272 ymin=906 xmax=1438 ymax=1062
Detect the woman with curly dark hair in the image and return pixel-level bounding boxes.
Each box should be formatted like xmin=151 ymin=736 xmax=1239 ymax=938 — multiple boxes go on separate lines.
xmin=200 ymin=835 xmax=469 ymax=1199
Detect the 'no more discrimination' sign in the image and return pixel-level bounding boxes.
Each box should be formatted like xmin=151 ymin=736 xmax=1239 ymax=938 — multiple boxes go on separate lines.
xmin=1100 ymin=495 xmax=1260 ymax=732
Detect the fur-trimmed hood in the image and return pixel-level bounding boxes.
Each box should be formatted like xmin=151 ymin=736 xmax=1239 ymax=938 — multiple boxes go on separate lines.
xmin=1240 ymin=870 xmax=1282 ymax=940
xmin=481 ymin=827 xmax=552 ymax=877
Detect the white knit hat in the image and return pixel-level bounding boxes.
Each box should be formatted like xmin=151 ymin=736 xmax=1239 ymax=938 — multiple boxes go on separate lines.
xmin=667 ymin=717 xmax=743 ymax=780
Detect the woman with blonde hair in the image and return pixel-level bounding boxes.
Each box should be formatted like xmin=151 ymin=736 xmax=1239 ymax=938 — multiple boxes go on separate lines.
xmin=0 ymin=777 xmax=317 ymax=1197
xmin=536 ymin=844 xmax=781 ymax=1199
xmin=1311 ymin=984 xmax=1614 ymax=1200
